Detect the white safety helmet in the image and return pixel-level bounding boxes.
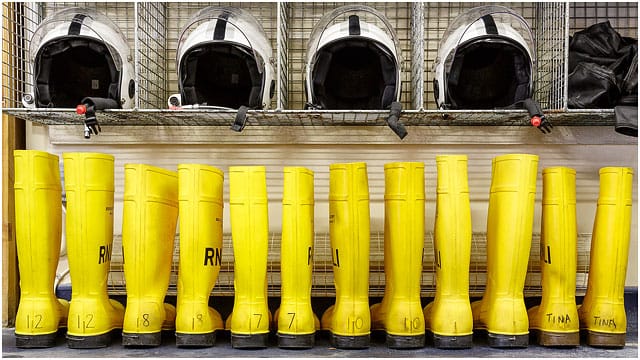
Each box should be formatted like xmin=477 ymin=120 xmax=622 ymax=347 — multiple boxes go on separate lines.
xmin=433 ymin=5 xmax=535 ymax=109
xmin=171 ymin=6 xmax=275 ymax=109
xmin=23 ymin=7 xmax=135 ymax=109
xmin=305 ymin=5 xmax=402 ymax=110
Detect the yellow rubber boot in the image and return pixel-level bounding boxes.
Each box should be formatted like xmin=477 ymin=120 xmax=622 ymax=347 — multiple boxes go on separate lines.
xmin=175 ymin=164 xmax=225 ymax=347
xmin=122 ymin=164 xmax=179 ymax=347
xmin=275 ymin=167 xmax=319 ymax=348
xmin=471 ymin=154 xmax=538 ymax=348
xmin=578 ymin=167 xmax=633 ymax=348
xmin=528 ymin=167 xmax=579 ymax=347
xmin=63 ymin=152 xmax=125 ymax=348
xmin=226 ymin=166 xmax=272 ymax=349
xmin=13 ymin=150 xmax=69 ymax=348
xmin=321 ymin=162 xmax=371 ymax=349
xmin=423 ymin=155 xmax=473 ymax=349
xmin=370 ymin=162 xmax=425 ymax=349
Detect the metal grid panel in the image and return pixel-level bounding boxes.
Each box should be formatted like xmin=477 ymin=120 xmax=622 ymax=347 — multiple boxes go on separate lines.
xmin=2 ymin=3 xmax=39 ymax=108
xmin=570 ymin=2 xmax=638 ymax=38
xmin=136 ymin=2 xmax=167 ymax=109
xmin=161 ymin=2 xmax=278 ymax=110
xmin=105 ymin=231 xmax=593 ymax=297
xmin=535 ymin=2 xmax=567 ymax=110
xmin=423 ymin=2 xmax=566 ymax=110
xmin=1 ymin=2 xmax=136 ymax=108
xmin=287 ymin=2 xmax=414 ymax=110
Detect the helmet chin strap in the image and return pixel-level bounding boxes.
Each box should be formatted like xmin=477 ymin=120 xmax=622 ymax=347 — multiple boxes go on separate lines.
xmin=75 ymin=97 xmax=120 ymax=139
xmin=385 ymin=101 xmax=407 ymax=139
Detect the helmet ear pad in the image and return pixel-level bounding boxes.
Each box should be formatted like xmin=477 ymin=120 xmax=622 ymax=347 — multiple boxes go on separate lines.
xmin=446 ymin=38 xmax=531 ymax=109
xmin=34 ymin=37 xmax=120 ymax=108
xmin=179 ymin=43 xmax=264 ymax=109
xmin=311 ymin=39 xmax=398 ymax=110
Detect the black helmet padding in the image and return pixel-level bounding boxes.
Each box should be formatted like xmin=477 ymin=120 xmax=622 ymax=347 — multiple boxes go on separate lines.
xmin=311 ymin=38 xmax=397 ymax=110
xmin=447 ymin=37 xmax=531 ymax=109
xmin=180 ymin=43 xmax=263 ymax=109
xmin=34 ymin=37 xmax=120 ymax=108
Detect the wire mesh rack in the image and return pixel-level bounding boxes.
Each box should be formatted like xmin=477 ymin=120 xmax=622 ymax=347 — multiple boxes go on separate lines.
xmin=569 ymin=2 xmax=638 ymax=38
xmin=105 ymin=231 xmax=593 ymax=298
xmin=422 ymin=2 xmax=567 ymax=110
xmin=286 ymin=2 xmax=414 ymax=110
xmin=2 ymin=2 xmax=137 ymax=108
xmin=3 ymin=2 xmax=635 ymax=113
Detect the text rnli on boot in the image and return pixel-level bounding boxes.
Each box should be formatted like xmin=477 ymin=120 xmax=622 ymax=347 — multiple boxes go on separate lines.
xmin=204 ymin=247 xmax=223 ymax=266
xmin=99 ymin=244 xmax=112 ymax=264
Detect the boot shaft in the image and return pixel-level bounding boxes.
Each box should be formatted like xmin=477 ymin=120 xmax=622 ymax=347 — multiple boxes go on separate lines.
xmin=63 ymin=152 xmax=115 ymax=298
xmin=329 ymin=162 xmax=370 ymax=303
xmin=123 ymin=164 xmax=178 ymax=299
xmin=541 ymin=167 xmax=577 ymax=301
xmin=383 ymin=161 xmax=424 ymax=298
xmin=434 ymin=155 xmax=471 ymax=298
xmin=281 ymin=166 xmax=315 ymax=303
xmin=228 ymin=165 xmax=269 ymax=296
xmin=177 ymin=164 xmax=224 ymax=301
xmin=486 ymin=153 xmax=538 ymax=296
xmin=586 ymin=167 xmax=633 ymax=302
xmin=14 ymin=150 xmax=62 ymax=294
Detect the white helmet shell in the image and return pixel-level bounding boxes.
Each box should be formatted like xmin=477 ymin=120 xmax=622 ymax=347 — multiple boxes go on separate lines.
xmin=305 ymin=5 xmax=402 ymax=110
xmin=433 ymin=5 xmax=535 ymax=109
xmin=24 ymin=7 xmax=134 ymax=109
xmin=174 ymin=6 xmax=275 ymax=109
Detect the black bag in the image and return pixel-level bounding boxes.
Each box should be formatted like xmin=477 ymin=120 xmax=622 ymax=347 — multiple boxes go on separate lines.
xmin=568 ymin=21 xmax=637 ymax=108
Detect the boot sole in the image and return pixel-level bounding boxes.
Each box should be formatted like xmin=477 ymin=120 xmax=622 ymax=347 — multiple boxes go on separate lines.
xmin=386 ymin=333 xmax=425 ymax=349
xmin=231 ymin=332 xmax=269 ymax=349
xmin=15 ymin=332 xmax=58 ymax=348
xmin=532 ymin=329 xmax=579 ymax=347
xmin=122 ymin=331 xmax=162 ymax=347
xmin=329 ymin=333 xmax=370 ymax=349
xmin=277 ymin=333 xmax=315 ymax=349
xmin=175 ymin=331 xmax=216 ymax=348
xmin=486 ymin=331 xmax=528 ymax=348
xmin=582 ymin=329 xmax=626 ymax=348
xmin=431 ymin=332 xmax=473 ymax=349
xmin=67 ymin=331 xmax=114 ymax=349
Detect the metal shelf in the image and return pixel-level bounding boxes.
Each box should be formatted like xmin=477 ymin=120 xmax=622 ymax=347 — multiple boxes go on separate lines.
xmin=3 ymin=108 xmax=617 ymax=127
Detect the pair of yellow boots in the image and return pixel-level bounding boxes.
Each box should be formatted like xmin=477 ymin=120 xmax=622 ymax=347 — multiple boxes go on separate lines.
xmin=13 ymin=151 xmax=225 ymax=348
xmin=225 ymin=166 xmax=319 ymax=349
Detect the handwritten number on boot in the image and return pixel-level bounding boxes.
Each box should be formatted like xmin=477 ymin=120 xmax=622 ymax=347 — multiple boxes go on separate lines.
xmin=77 ymin=314 xmax=95 ymax=330
xmin=404 ymin=317 xmax=421 ymax=330
xmin=349 ymin=317 xmax=363 ymax=331
xmin=287 ymin=312 xmax=296 ymax=329
xmin=27 ymin=314 xmax=43 ymax=329
xmin=253 ymin=313 xmax=262 ymax=329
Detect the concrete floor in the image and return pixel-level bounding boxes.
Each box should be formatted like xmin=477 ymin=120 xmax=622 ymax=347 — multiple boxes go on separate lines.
xmin=3 ymin=327 xmax=638 ymax=358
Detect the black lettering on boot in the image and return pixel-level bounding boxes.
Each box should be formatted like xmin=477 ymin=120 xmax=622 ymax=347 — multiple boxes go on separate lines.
xmin=332 ymin=248 xmax=340 ymax=267
xmin=98 ymin=245 xmax=111 ymax=264
xmin=204 ymin=247 xmax=214 ymax=266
